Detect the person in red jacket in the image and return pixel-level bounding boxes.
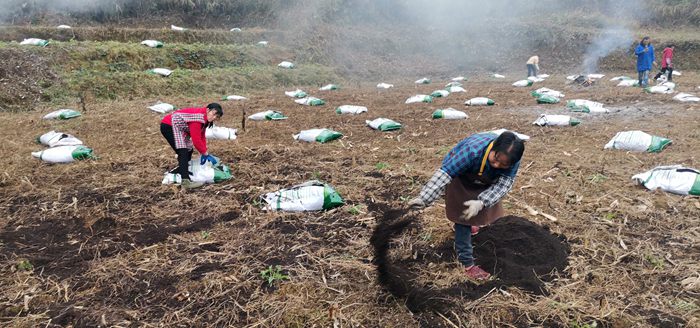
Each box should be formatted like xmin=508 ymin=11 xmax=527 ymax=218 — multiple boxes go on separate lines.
xmin=654 ymin=44 xmax=675 ymax=82
xmin=160 ymin=103 xmax=223 ymax=189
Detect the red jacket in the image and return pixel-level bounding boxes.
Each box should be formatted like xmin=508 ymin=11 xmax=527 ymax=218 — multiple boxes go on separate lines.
xmin=162 ymin=107 xmax=208 ymax=154
xmin=661 ymin=47 xmax=673 ymax=68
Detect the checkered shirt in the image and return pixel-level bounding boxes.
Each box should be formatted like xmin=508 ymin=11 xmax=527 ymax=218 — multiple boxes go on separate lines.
xmin=171 ymin=112 xmax=206 ymax=150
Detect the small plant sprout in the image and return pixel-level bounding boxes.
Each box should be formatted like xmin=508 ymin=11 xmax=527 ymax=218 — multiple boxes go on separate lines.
xmin=201 ymin=231 xmax=211 ymax=239
xmin=347 ymin=205 xmax=362 ymax=215
xmin=260 ymin=265 xmax=289 ymax=286
xmin=16 ymin=260 xmax=33 ymax=271
xmin=375 ymin=162 xmax=389 ymax=171
xmin=588 ymin=173 xmax=608 ymax=183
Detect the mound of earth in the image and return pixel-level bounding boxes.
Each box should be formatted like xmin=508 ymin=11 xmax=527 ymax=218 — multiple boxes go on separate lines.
xmin=0 ymin=48 xmax=59 ymax=111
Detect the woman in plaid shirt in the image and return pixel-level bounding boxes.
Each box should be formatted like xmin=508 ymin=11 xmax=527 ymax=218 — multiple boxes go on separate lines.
xmin=161 ymin=103 xmax=223 ymax=189
xmin=408 ymin=131 xmax=525 ymax=280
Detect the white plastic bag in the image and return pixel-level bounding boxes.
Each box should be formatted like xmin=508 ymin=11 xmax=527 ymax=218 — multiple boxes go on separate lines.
xmin=223 ymin=95 xmax=247 ymax=101
xmin=32 ymin=145 xmax=94 ymax=163
xmin=230 ymin=28 xmax=242 ymax=32
xmin=278 ymin=61 xmax=295 ymax=69
xmin=537 ymin=74 xmax=550 ymax=78
xmin=673 ymin=71 xmax=681 ymax=76
xmin=38 ymin=131 xmax=83 ymax=148
xmin=617 ymin=79 xmax=639 ymax=87
xmin=319 ymin=84 xmax=339 ymax=91
xmin=336 ymin=105 xmax=368 ymax=115
xmin=464 ymin=97 xmax=495 ymax=106
xmin=57 ymin=25 xmax=71 ymax=29
xmin=295 ymin=97 xmax=325 ymax=106
xmin=445 ymin=82 xmax=462 ymax=88
xmin=377 ymin=83 xmax=394 ymax=89
xmin=489 ymin=129 xmax=530 ymax=141
xmin=513 ymin=80 xmax=533 ymax=87
xmin=645 ymin=85 xmax=674 ymax=94
xmin=673 ymin=93 xmax=700 ymax=102
xmin=162 ymin=161 xmax=232 ymax=185
xmin=604 ymin=131 xmax=672 ymax=153
xmin=446 ymin=86 xmax=466 ymax=93
xmin=566 ymin=99 xmax=608 ymax=113
xmin=141 ymin=40 xmax=163 ymax=48
xmin=257 ymin=41 xmax=269 ymax=46
xmin=293 ymin=129 xmax=343 ymax=143
xmin=587 ymin=74 xmax=605 ymax=79
xmin=432 ymin=108 xmax=468 ymax=120
xmin=415 ymin=78 xmax=431 ymax=84
xmin=533 ymin=114 xmax=580 ymax=126
xmin=205 ymin=126 xmax=238 ymax=140
xmin=248 ymin=110 xmax=287 ymax=121
xmin=171 ymin=25 xmax=187 ymax=31
xmin=493 ymin=74 xmax=505 ymax=78
xmin=262 ymin=180 xmax=344 ymax=211
xmin=632 ymin=165 xmax=700 ymax=196
xmin=430 ymin=90 xmax=449 ymax=98
xmin=527 ymin=76 xmax=545 ymax=83
xmin=610 ymin=76 xmax=632 ymax=81
xmin=405 ymin=95 xmax=433 ymax=104
xmin=451 ymin=76 xmax=465 ymax=81
xmin=20 ymin=38 xmax=49 ymax=46
xmin=43 ymin=109 xmax=81 ymax=120
xmin=531 ymin=87 xmax=565 ymax=98
xmin=148 ymin=103 xmax=175 ymax=114
xmin=285 ymin=89 xmax=307 ymax=98
xmin=366 ymin=118 xmax=402 ymax=131
xmin=149 ymin=68 xmax=172 ymax=77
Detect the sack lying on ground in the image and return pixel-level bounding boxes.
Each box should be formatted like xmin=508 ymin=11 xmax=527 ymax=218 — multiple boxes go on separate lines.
xmin=415 ymin=78 xmax=431 ymax=84
xmin=632 ymin=165 xmax=700 ymax=196
xmin=377 ymin=83 xmax=394 ymax=89
xmin=257 ymin=41 xmax=269 ymax=46
xmin=527 ymin=76 xmax=545 ymax=83
xmin=405 ymin=95 xmax=433 ymax=104
xmin=223 ymin=95 xmax=247 ymax=101
xmin=294 ymin=129 xmax=343 ymax=143
xmin=336 ymin=105 xmax=368 ymax=114
xmin=617 ymin=79 xmax=639 ymax=87
xmin=162 ymin=161 xmax=232 ymax=185
xmin=206 ymin=126 xmax=238 ymax=140
xmin=513 ymin=80 xmax=534 ymax=87
xmin=445 ymin=86 xmax=466 ymax=93
xmin=537 ymin=74 xmax=550 ymax=78
xmin=604 ymin=130 xmax=672 ymax=153
xmin=464 ymin=97 xmax=495 ymax=106
xmin=533 ymin=114 xmax=581 ymax=126
xmin=278 ymin=61 xmax=295 ymax=69
xmin=587 ymin=74 xmax=605 ymax=79
xmin=610 ymin=76 xmax=632 ymax=81
xmin=57 ymin=25 xmax=71 ymax=29
xmin=531 ymin=87 xmax=565 ymax=98
xmin=230 ymin=28 xmax=242 ymax=32
xmin=566 ymin=99 xmax=608 ymax=113
xmin=295 ymin=97 xmax=325 ymax=106
xmin=261 ymin=180 xmax=344 ymax=212
xmin=644 ymin=85 xmax=674 ymax=94
xmin=248 ymin=110 xmax=287 ymax=121
xmin=32 ymin=145 xmax=95 ymax=163
xmin=431 ymin=90 xmax=450 ymax=98
xmin=38 ymin=131 xmax=83 ymax=148
xmin=673 ymin=71 xmax=681 ymax=76
xmin=20 ymin=38 xmax=49 ymax=46
xmin=319 ymin=84 xmax=339 ymax=91
xmin=148 ymin=103 xmax=175 ymax=114
xmin=366 ymin=118 xmax=402 ymax=131
xmin=536 ymin=95 xmax=560 ymax=104
xmin=148 ymin=68 xmax=172 ymax=77
xmin=489 ymin=129 xmax=530 ymax=141
xmin=171 ymin=25 xmax=187 ymax=31
xmin=451 ymin=76 xmax=465 ymax=81
xmin=285 ymin=89 xmax=308 ymax=98
xmin=673 ymin=93 xmax=700 ymax=102
xmin=493 ymin=74 xmax=505 ymax=78
xmin=445 ymin=82 xmax=462 ymax=88
xmin=43 ymin=109 xmax=81 ymax=120
xmin=141 ymin=40 xmax=163 ymax=48
xmin=432 ymin=108 xmax=468 ymax=120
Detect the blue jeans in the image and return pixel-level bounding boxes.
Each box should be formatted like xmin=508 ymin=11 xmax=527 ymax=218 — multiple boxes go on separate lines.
xmin=454 ymin=223 xmax=474 ymax=266
xmin=527 ymin=64 xmax=537 ymax=77
xmin=638 ymin=70 xmax=649 ymax=87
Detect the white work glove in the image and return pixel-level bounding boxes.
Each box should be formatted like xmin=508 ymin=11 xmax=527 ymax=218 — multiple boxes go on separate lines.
xmin=407 ymin=197 xmax=426 ymax=210
xmin=462 ymin=200 xmax=484 ymax=221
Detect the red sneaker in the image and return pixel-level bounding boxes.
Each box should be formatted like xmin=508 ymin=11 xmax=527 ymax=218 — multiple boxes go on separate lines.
xmin=464 ymin=265 xmax=491 ymax=281
xmin=471 ymin=226 xmax=480 ymax=236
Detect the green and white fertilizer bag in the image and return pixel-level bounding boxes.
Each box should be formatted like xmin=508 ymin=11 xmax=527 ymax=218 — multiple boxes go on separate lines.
xmin=257 ymin=41 xmax=269 ymax=47
xmin=445 ymin=82 xmax=463 ymax=88
xmin=405 ymin=95 xmax=433 ymax=104
xmin=464 ymin=97 xmax=495 ymax=106
xmin=451 ymin=76 xmax=466 ymax=82
xmin=230 ymin=28 xmax=242 ymax=32
xmin=531 ymin=87 xmax=565 ymax=98
xmin=527 ymin=76 xmax=545 ymax=83
xmin=377 ymin=83 xmax=394 ymax=89
xmin=566 ymin=99 xmax=608 ymax=113
xmin=336 ymin=105 xmax=368 ymax=115
xmin=205 ymin=126 xmax=237 ymax=140
xmin=432 ymin=108 xmax=468 ymax=120
xmin=141 ymin=40 xmax=163 ymax=48
xmin=148 ymin=68 xmax=172 ymax=77
xmin=617 ymin=79 xmax=639 ymax=87
xmin=262 ymin=180 xmax=344 ymax=212
xmin=162 ymin=161 xmax=232 ymax=185
xmin=566 ymin=75 xmax=579 ymax=81
xmin=610 ymin=76 xmax=632 ymax=81
xmin=295 ymin=97 xmax=325 ymax=106
xmin=489 ymin=129 xmax=530 ymax=141
xmin=248 ymin=110 xmax=287 ymax=121
xmin=536 ymin=95 xmax=560 ymax=104
xmin=148 ymin=102 xmax=175 ymax=114
xmin=285 ymin=89 xmax=308 ymax=98
xmin=223 ymin=95 xmax=247 ymax=101
xmin=673 ymin=93 xmax=700 ymax=102
xmin=38 ymin=131 xmax=83 ymax=148
xmin=533 ymin=114 xmax=581 ymax=127
xmin=57 ymin=25 xmax=71 ymax=29
xmin=294 ymin=129 xmax=343 ymax=143
xmin=445 ymin=86 xmax=466 ymax=93
xmin=644 ymin=85 xmax=674 ymax=94
xmin=415 ymin=78 xmax=431 ymax=84
xmin=632 ymin=165 xmax=700 ymax=196
xmin=604 ymin=131 xmax=672 ymax=153
xmin=587 ymin=74 xmax=605 ymax=79
xmin=366 ymin=118 xmax=402 ymax=131
xmin=493 ymin=74 xmax=505 ymax=79
xmin=32 ymin=145 xmax=95 ymax=163
xmin=430 ymin=90 xmax=449 ymax=98
xmin=43 ymin=109 xmax=81 ymax=120
xmin=513 ymin=80 xmax=534 ymax=87
xmin=20 ymin=38 xmax=49 ymax=47
xmin=171 ymin=25 xmax=187 ymax=31
xmin=278 ymin=61 xmax=295 ymax=69
xmin=319 ymin=84 xmax=339 ymax=91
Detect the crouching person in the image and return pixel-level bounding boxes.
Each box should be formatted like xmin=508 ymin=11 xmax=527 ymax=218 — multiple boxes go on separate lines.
xmin=408 ymin=131 xmax=525 ymax=281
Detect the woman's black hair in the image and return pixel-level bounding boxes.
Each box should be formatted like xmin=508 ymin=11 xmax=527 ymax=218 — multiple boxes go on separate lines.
xmin=640 ymin=36 xmax=650 ymax=46
xmin=207 ymin=103 xmax=223 ymax=117
xmin=668 ymin=43 xmax=675 ymax=48
xmin=492 ymin=131 xmax=525 ymax=166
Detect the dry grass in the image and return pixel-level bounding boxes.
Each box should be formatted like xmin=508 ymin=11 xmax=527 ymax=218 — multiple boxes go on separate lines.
xmin=0 ymin=72 xmax=699 ymax=327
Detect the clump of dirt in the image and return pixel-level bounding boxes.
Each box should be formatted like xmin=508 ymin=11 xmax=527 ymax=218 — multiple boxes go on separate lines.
xmin=474 ymin=216 xmax=570 ymax=294
xmin=0 ymin=47 xmax=59 ymax=111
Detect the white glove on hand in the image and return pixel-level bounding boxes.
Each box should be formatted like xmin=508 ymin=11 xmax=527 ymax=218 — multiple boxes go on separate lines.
xmin=462 ymin=200 xmax=484 ymax=220
xmin=407 ymin=197 xmax=426 ymax=210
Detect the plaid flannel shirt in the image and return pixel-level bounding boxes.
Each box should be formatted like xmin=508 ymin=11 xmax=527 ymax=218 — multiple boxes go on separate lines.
xmin=172 ymin=112 xmax=206 ymax=150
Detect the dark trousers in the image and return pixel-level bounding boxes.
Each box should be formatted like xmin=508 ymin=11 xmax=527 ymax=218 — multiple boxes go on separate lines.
xmin=454 ymin=223 xmax=474 ymax=267
xmin=160 ymin=123 xmax=193 ymax=180
xmin=527 ymin=64 xmax=537 ymax=77
xmin=654 ymin=67 xmax=673 ymax=82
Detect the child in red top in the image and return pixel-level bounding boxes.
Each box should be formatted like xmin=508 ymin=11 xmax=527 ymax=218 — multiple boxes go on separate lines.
xmin=654 ymin=44 xmax=675 ymax=82
xmin=161 ymin=103 xmax=223 ymax=189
